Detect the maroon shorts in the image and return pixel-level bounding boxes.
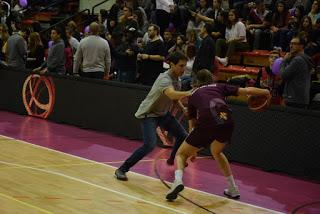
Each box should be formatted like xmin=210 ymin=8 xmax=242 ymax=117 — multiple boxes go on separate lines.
xmin=185 ymin=123 xmax=234 ymax=148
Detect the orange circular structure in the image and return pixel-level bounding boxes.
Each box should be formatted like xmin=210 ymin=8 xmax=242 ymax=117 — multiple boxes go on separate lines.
xmin=22 ymin=74 xmax=56 ymax=119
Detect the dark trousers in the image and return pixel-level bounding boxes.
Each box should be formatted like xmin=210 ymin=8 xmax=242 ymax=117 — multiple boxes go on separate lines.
xmin=215 ymin=39 xmax=249 ymax=58
xmin=119 ymin=112 xmax=188 ymax=172
xmin=80 ymin=71 xmax=104 ymax=79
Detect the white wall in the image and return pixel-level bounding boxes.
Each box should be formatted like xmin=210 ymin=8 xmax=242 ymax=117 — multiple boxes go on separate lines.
xmin=79 ymin=0 xmax=116 ymax=14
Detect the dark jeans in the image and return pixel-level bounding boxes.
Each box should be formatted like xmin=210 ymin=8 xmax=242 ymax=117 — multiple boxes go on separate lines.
xmin=118 ymin=70 xmax=136 ymax=83
xmin=80 ymin=71 xmax=104 ymax=79
xmin=119 ymin=112 xmax=188 ymax=172
xmin=216 ymin=39 xmax=250 ymax=58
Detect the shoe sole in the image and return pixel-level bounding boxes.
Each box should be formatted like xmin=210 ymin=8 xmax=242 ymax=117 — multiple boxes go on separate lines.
xmin=166 ymin=184 xmax=184 ymax=201
xmin=114 ymin=173 xmax=128 ymax=181
xmin=223 ymin=191 xmax=240 ymax=199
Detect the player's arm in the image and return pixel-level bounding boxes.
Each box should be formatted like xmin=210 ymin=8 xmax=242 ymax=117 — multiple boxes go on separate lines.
xmin=188 ymin=119 xmax=195 ymax=133
xmin=238 ymin=87 xmax=270 ymax=97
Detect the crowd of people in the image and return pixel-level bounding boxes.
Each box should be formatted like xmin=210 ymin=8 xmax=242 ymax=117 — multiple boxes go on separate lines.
xmin=0 ymin=0 xmax=319 ymax=202
xmin=0 ymin=0 xmax=319 ymax=108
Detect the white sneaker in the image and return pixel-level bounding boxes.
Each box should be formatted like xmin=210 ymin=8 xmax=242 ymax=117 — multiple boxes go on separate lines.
xmin=224 ymin=186 xmax=240 ymax=199
xmin=217 ymin=57 xmax=228 ymax=66
xmin=166 ymin=180 xmax=184 ymax=201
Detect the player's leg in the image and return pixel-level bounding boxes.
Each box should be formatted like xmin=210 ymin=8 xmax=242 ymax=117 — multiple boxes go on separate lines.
xmin=210 ymin=140 xmax=240 ymax=199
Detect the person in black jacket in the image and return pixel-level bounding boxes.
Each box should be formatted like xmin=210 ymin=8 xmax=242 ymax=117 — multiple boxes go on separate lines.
xmin=192 ymin=23 xmax=215 ymax=73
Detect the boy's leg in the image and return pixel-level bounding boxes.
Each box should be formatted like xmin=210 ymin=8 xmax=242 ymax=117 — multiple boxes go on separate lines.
xmin=159 ymin=113 xmax=188 ymax=165
xmin=115 ymin=117 xmax=158 ymax=180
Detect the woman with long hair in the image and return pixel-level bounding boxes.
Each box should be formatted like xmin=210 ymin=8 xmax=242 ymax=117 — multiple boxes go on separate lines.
xmin=0 ymin=23 xmax=9 ymax=61
xmin=27 ymin=32 xmax=45 ymax=69
xmin=216 ymin=9 xmax=249 ymax=66
xmin=270 ymin=0 xmax=290 ymax=51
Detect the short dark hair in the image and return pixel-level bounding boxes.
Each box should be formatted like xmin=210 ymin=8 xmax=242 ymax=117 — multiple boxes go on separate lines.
xmin=167 ymin=51 xmax=187 ymax=64
xmin=52 ymin=27 xmax=62 ymax=35
xmin=148 ymin=24 xmax=160 ymax=34
xmin=294 ymin=34 xmax=307 ymax=47
xmin=193 ymin=69 xmax=213 ymax=87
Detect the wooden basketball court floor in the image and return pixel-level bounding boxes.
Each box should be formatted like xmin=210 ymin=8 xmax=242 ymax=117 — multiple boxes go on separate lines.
xmin=0 ymin=135 xmax=283 ymax=214
xmin=1 ymin=110 xmax=320 ymax=213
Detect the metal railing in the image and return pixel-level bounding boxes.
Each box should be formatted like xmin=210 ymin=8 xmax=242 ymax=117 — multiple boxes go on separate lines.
xmin=40 ymin=8 xmax=91 ymax=34
xmin=91 ymin=0 xmax=111 ymax=15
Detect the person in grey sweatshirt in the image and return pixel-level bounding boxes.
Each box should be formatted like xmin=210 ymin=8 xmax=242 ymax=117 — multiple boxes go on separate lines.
xmin=280 ymin=35 xmax=314 ymax=108
xmin=33 ymin=27 xmax=66 ymax=74
xmin=6 ymin=23 xmax=27 ymax=72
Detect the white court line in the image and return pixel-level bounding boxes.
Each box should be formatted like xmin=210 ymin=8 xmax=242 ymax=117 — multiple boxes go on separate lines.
xmin=0 ymin=135 xmax=284 ymax=214
xmin=0 ymin=159 xmax=186 ymax=214
xmin=0 ymin=136 xmax=187 ymax=214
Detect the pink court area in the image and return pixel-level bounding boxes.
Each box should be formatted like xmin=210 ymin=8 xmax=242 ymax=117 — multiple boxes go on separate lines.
xmin=0 ymin=110 xmax=319 ymax=213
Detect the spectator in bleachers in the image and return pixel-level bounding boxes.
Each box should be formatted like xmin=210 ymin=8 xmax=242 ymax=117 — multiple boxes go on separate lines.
xmin=0 ymin=6 xmax=8 ymax=24
xmin=299 ymin=17 xmax=319 ymax=56
xmin=181 ymin=44 xmax=196 ymax=90
xmin=192 ymin=23 xmax=215 ymax=72
xmin=163 ymin=28 xmax=175 ymax=55
xmin=62 ymin=31 xmax=73 ymax=75
xmin=26 ymin=32 xmax=44 ymax=70
xmin=6 ymin=22 xmax=27 ymax=72
xmin=33 ymin=27 xmax=65 ymax=74
xmin=286 ymin=5 xmax=305 ymax=45
xmin=98 ymin=9 xmax=109 ymax=32
xmin=117 ymin=5 xmax=138 ymax=32
xmin=187 ymin=9 xmax=206 ymax=33
xmin=309 ymin=18 xmax=320 ymax=63
xmin=216 ymin=9 xmax=249 ymax=66
xmin=114 ymin=27 xmax=139 ymax=83
xmin=132 ymin=9 xmax=149 ymax=35
xmin=168 ymin=34 xmax=187 ymax=54
xmin=73 ymin=22 xmax=111 ymax=80
xmin=246 ymin=0 xmax=272 ymax=50
xmin=308 ymin=0 xmax=320 ymax=25
xmin=136 ymin=24 xmax=165 ymax=85
xmin=271 ymin=0 xmax=291 ymax=51
xmin=65 ymin=26 xmax=79 ymax=55
xmin=299 ymin=16 xmax=314 ymax=38
xmin=280 ymin=35 xmax=314 ymax=108
xmin=0 ymin=23 xmax=9 ymax=61
xmin=169 ymin=3 xmax=189 ymax=35
xmin=155 ymin=0 xmax=174 ymax=36
xmin=107 ymin=0 xmax=125 ymax=35
xmin=137 ymin=0 xmax=154 ymax=20
xmin=190 ymin=0 xmax=224 ymax=26
xmin=211 ymin=10 xmax=228 ymax=43
xmin=185 ymin=28 xmax=201 ymax=50
xmin=197 ymin=0 xmax=213 ymax=17
xmin=210 ymin=0 xmax=224 ymax=20
xmin=67 ymin=21 xmax=81 ymax=42
xmin=260 ymin=50 xmax=283 ymax=104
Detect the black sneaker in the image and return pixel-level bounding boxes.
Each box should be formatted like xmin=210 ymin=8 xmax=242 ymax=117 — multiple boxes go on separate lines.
xmin=115 ymin=169 xmax=128 ymax=181
xmin=166 ymin=180 xmax=184 ymax=201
